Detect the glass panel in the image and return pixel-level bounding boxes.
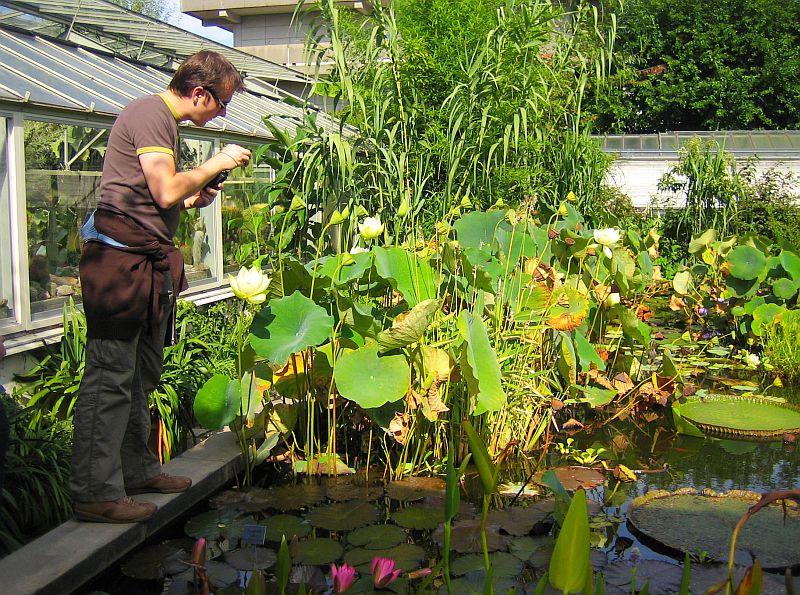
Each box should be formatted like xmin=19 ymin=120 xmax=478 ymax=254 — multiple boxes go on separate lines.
xmin=0 ymin=118 xmax=15 ymax=327
xmin=220 ymin=142 xmax=275 ymax=273
xmin=24 ymin=120 xmax=107 ymax=319
xmin=177 ymin=137 xmax=216 ymax=285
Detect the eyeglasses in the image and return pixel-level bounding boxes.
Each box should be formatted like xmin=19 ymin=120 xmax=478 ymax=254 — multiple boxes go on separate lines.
xmin=203 ymin=87 xmax=228 ymax=110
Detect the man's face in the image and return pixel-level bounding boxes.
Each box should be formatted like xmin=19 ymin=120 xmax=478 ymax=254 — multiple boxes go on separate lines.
xmin=191 ymin=84 xmax=233 ymax=127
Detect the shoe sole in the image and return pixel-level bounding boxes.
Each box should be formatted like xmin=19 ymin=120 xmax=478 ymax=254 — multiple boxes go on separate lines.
xmin=74 ymin=510 xmax=154 ymax=523
xmin=126 ymin=485 xmax=191 ymax=495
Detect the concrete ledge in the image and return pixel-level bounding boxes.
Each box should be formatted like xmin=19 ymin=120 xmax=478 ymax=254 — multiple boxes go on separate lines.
xmin=0 ymin=431 xmax=243 ymax=595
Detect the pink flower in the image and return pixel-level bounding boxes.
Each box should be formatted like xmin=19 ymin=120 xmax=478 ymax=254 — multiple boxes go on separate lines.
xmin=331 ymin=563 xmax=357 ymax=593
xmin=190 ymin=537 xmax=207 ymax=567
xmin=371 ymin=557 xmax=402 ymax=589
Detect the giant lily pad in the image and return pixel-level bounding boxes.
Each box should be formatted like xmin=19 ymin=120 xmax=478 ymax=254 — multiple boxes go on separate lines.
xmin=432 ymin=519 xmax=510 ymax=553
xmin=603 ymin=560 xmax=683 ymax=594
xmin=334 ymin=344 xmax=410 ymax=409
xmin=727 ymin=245 xmax=767 ymax=280
xmin=290 ymin=537 xmax=343 ymax=565
xmin=673 ymin=394 xmax=800 ymax=439
xmin=306 ymin=500 xmax=379 ymax=531
xmin=629 ymin=489 xmax=800 ymax=568
xmin=487 ymin=505 xmax=553 ymax=536
xmin=210 ymin=487 xmax=272 ymax=513
xmin=120 ymin=538 xmax=194 ymax=580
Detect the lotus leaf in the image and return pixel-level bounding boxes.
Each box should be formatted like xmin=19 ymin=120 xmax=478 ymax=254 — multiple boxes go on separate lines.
xmin=532 ymin=466 xmax=605 ymax=491
xmin=184 ymin=510 xmax=256 ymax=541
xmin=249 ymin=291 xmax=333 ymax=365
xmin=385 ymin=476 xmax=446 ymax=501
xmin=392 ymin=504 xmax=443 ymax=530
xmin=193 ymin=374 xmax=241 ymax=430
xmin=224 ymin=547 xmax=276 ymax=570
xmin=343 ymin=542 xmax=426 ymax=572
xmin=453 ymin=210 xmax=508 ymax=250
xmin=120 ymin=538 xmax=194 ymax=580
xmin=674 ymin=394 xmax=800 ymax=439
xmin=629 ymin=490 xmax=800 ymax=568
xmin=458 ymin=310 xmax=506 ymax=415
xmin=688 ymin=229 xmax=717 ymax=255
xmin=262 ymin=484 xmax=326 ymax=511
xmin=751 ymin=302 xmax=786 ymax=336
xmin=264 ymin=514 xmax=311 ymax=542
xmin=672 ymin=270 xmax=692 ymax=295
xmin=603 ymin=560 xmax=683 ymax=594
xmin=335 ymin=344 xmax=410 ymax=408
xmin=311 ymin=251 xmax=372 ymax=286
xmin=347 ymin=524 xmax=407 ymax=549
xmin=289 ymin=537 xmax=343 ymax=565
xmin=726 ymin=275 xmax=761 ymax=298
xmin=306 ymin=500 xmax=378 ymax=531
xmin=432 ymin=519 xmax=510 ymax=553
xmin=780 ymin=249 xmax=800 ymax=281
xmin=377 ymin=299 xmax=440 ymax=353
xmin=772 ymin=277 xmax=797 ymax=300
xmin=373 ymin=245 xmax=437 ymax=307
xmin=727 ymin=245 xmax=767 ymax=280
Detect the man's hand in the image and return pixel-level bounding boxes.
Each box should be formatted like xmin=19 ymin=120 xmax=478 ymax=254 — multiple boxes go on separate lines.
xmin=218 ymin=144 xmax=252 ymax=169
xmin=184 ymin=187 xmax=217 ymax=210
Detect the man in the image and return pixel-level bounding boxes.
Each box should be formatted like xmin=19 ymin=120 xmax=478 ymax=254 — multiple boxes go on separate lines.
xmin=70 ymin=51 xmax=252 ymax=523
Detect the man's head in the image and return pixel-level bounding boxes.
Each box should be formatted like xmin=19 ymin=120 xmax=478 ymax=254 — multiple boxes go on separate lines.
xmin=169 ymin=51 xmax=245 ymax=125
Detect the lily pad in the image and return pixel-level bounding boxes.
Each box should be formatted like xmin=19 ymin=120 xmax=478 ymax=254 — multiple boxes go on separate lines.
xmin=727 ymin=245 xmax=767 ymax=281
xmin=335 ymin=344 xmax=410 ymax=409
xmin=450 ymin=552 xmax=523 ymax=578
xmin=386 ymin=476 xmax=446 ymax=502
xmin=603 ymin=560 xmax=683 ymax=594
xmin=261 ymin=484 xmax=326 ymax=511
xmin=629 ymin=489 xmax=800 ymax=568
xmin=343 ymin=542 xmax=426 ymax=573
xmin=348 ymin=524 xmax=407 ymax=549
xmin=264 ymin=514 xmax=311 ymax=542
xmin=438 ymin=575 xmax=520 ymax=595
xmin=204 ymin=561 xmax=240 ymax=588
xmin=674 ymin=394 xmax=800 ymax=439
xmin=689 ymin=563 xmax=788 ymax=594
xmin=391 ymin=505 xmax=442 ymax=530
xmin=432 ymin=519 xmax=511 ymax=553
xmin=224 ymin=547 xmax=276 ymax=570
xmin=210 ymin=487 xmax=272 ymax=513
xmin=324 ymin=480 xmax=385 ymax=502
xmin=487 ymin=506 xmax=552 ymax=536
xmin=184 ymin=510 xmax=256 ymax=542
xmin=120 ymin=538 xmax=194 ymax=580
xmin=306 ymin=500 xmax=379 ymax=531
xmin=290 ymin=537 xmax=343 ymax=565
xmin=508 ymin=535 xmax=554 ymax=563
xmin=533 ymin=466 xmax=605 ymax=491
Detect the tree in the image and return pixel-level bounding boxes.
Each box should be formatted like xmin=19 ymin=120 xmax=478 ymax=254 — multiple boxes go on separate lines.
xmin=586 ymin=0 xmax=800 ymax=132
xmin=109 ymin=0 xmax=175 ymax=23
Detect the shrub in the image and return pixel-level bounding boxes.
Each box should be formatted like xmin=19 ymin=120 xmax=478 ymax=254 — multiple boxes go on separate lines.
xmin=762 ymin=310 xmax=800 ymax=384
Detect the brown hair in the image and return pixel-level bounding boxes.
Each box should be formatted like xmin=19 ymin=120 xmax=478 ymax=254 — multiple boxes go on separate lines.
xmin=169 ymin=51 xmax=245 ymax=97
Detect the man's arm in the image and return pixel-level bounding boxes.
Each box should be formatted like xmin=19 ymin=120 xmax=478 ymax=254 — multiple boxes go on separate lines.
xmin=139 ymin=145 xmax=251 ymax=210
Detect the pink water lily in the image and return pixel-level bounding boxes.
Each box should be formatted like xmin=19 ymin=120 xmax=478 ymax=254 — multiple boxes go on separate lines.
xmin=331 ymin=562 xmax=357 ymax=593
xmin=371 ymin=556 xmax=402 ymax=589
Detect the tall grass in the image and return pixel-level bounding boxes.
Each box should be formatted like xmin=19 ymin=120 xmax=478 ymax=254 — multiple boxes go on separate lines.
xmin=763 ymin=310 xmax=800 ymax=384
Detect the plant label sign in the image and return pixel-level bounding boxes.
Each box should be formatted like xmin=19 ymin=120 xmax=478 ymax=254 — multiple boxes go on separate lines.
xmin=241 ymin=524 xmax=266 ymax=545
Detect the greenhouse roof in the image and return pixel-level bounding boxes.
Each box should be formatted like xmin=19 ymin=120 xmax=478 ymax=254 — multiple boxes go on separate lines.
xmin=598 ymin=130 xmax=800 ymax=158
xmin=0 ymin=0 xmax=307 ymax=84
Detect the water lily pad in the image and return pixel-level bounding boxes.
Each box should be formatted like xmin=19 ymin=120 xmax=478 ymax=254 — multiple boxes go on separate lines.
xmin=205 ymin=560 xmax=240 ymax=588
xmin=210 ymin=487 xmax=272 ymax=513
xmin=689 ymin=563 xmax=787 ymax=594
xmin=487 ymin=506 xmax=552 ymax=536
xmin=392 ymin=505 xmax=442 ymax=530
xmin=437 ymin=575 xmax=520 ymax=595
xmin=290 ymin=537 xmax=343 ymax=565
xmin=325 ymin=477 xmax=385 ymax=502
xmin=432 ymin=519 xmax=510 ymax=553
xmin=603 ymin=560 xmax=683 ymax=594
xmin=674 ymin=394 xmax=800 ymax=439
xmin=264 ymin=514 xmax=311 ymax=542
xmin=262 ymin=484 xmax=326 ymax=511
xmin=343 ymin=542 xmax=426 ymax=572
xmin=120 ymin=538 xmax=194 ymax=580
xmin=451 ymin=552 xmax=523 ymax=578
xmin=533 ymin=466 xmax=605 ymax=491
xmin=306 ymin=500 xmax=379 ymax=531
xmin=629 ymin=490 xmax=800 ymax=568
xmin=184 ymin=510 xmax=257 ymax=542
xmin=508 ymin=535 xmax=554 ymax=562
xmin=348 ymin=524 xmax=407 ymax=549
xmin=224 ymin=547 xmax=276 ymax=570
xmin=385 ymin=476 xmax=446 ymax=501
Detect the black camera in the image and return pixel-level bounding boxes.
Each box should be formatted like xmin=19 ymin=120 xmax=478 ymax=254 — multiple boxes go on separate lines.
xmin=205 ymin=170 xmax=229 ymax=190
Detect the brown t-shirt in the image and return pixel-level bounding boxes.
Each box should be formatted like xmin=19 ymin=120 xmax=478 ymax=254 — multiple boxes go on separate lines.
xmin=98 ymin=94 xmax=181 ymax=242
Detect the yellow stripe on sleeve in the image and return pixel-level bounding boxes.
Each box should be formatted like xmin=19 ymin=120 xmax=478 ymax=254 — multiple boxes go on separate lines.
xmin=136 ymin=146 xmax=175 ymax=156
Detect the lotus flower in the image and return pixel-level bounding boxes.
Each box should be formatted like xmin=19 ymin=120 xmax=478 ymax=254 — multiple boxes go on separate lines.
xmin=593 ymin=228 xmax=622 ymax=258
xmin=371 ymin=557 xmax=402 ymax=589
xmin=605 ymin=292 xmax=621 ymax=307
xmin=358 ymin=216 xmax=384 ymax=241
xmin=746 ymin=353 xmax=760 ymax=368
xmin=331 ymin=563 xmax=357 ymax=593
xmin=229 ymin=266 xmax=270 ymax=304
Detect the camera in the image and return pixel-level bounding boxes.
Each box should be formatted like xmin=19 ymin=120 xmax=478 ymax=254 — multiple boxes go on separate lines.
xmin=205 ymin=170 xmax=229 ymax=190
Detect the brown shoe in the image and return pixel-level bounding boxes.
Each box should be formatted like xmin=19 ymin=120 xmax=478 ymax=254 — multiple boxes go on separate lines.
xmin=127 ymin=473 xmax=192 ymax=494
xmin=74 ymin=497 xmax=156 ymax=523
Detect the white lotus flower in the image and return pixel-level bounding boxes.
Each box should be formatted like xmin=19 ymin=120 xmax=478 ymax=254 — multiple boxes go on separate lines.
xmin=349 ymin=246 xmax=369 ymax=254
xmin=593 ymin=228 xmax=622 ymax=258
xmin=358 ymin=216 xmax=384 ymax=241
xmin=745 ymin=353 xmax=760 ymax=368
xmin=229 ymin=266 xmax=270 ymax=304
xmin=605 ymin=292 xmax=621 ymax=306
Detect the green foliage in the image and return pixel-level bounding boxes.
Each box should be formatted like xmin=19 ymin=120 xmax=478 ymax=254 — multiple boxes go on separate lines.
xmin=588 ymin=0 xmax=800 ymax=132
xmin=0 ymin=393 xmax=72 ymax=556
xmin=549 ymin=490 xmax=591 ymax=594
xmin=762 ymin=309 xmax=800 ymax=383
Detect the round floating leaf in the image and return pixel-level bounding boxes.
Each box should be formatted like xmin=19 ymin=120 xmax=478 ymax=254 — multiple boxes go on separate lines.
xmin=348 ymin=524 xmax=407 ymax=549
xmin=604 ymin=560 xmax=683 ymax=593
xmin=676 ymin=394 xmax=800 ymax=439
xmin=210 ymin=487 xmax=272 ymax=513
xmin=265 ymin=514 xmax=311 ymax=542
xmin=727 ymin=245 xmax=767 ymax=281
xmin=205 ymin=561 xmax=240 ymax=588
xmin=184 ymin=510 xmax=256 ymax=541
xmin=262 ymin=484 xmax=326 ymax=511
xmin=386 ymin=476 xmax=446 ymax=502
xmin=772 ymin=277 xmax=797 ymax=300
xmin=392 ymin=505 xmax=442 ymax=530
xmin=451 ymin=552 xmax=523 ymax=578
xmin=306 ymin=500 xmax=379 ymax=531
xmin=120 ymin=538 xmax=194 ymax=580
xmin=343 ymin=542 xmax=426 ymax=573
xmin=290 ymin=537 xmax=343 ymax=565
xmin=194 ymin=374 xmax=240 ymax=430
xmin=508 ymin=536 xmax=554 ymax=563
xmin=532 ymin=466 xmax=605 ymax=491
xmin=249 ymin=291 xmax=333 ymax=365
xmin=487 ymin=506 xmax=552 ymax=536
xmin=689 ymin=564 xmax=787 ymax=595
xmin=438 ymin=575 xmax=520 ymax=595
xmin=325 ymin=479 xmax=385 ymax=502
xmin=751 ymin=302 xmax=786 ymax=336
xmin=629 ymin=490 xmax=800 ymax=568
xmin=432 ymin=519 xmax=510 ymax=553
xmin=224 ymin=547 xmax=277 ymax=570
xmin=335 ymin=344 xmax=410 ymax=408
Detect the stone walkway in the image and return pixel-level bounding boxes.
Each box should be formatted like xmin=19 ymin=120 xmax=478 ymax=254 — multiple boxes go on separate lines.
xmin=0 ymin=431 xmax=242 ymax=595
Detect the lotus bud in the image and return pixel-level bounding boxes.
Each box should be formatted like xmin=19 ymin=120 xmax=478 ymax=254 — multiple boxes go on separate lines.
xmin=340 ymin=252 xmax=356 ymax=266
xmin=358 ymin=216 xmax=384 ymax=241
xmin=566 ymin=191 xmax=577 ymax=202
xmin=460 ymin=195 xmax=473 ymax=209
xmin=290 ymin=195 xmax=307 ymax=211
xmin=557 ymin=202 xmax=569 ymax=216
xmin=397 ymin=197 xmax=409 ymax=217
xmin=329 ymin=209 xmax=346 ymax=226
xmin=435 ymin=221 xmax=451 ymax=237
